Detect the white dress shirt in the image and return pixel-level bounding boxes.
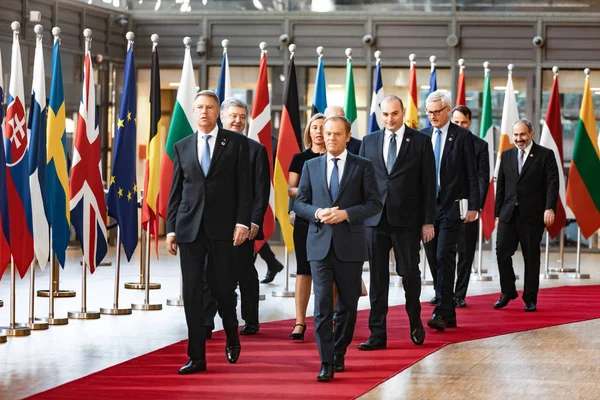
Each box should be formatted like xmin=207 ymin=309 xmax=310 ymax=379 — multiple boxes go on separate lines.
xmin=326 ymin=149 xmax=348 ymax=188
xmin=519 ymin=140 xmax=534 ymax=162
xmin=197 ymin=125 xmax=219 ymax=165
xmin=383 ymin=124 xmax=406 ymax=165
xmin=431 ymin=120 xmax=450 ymax=189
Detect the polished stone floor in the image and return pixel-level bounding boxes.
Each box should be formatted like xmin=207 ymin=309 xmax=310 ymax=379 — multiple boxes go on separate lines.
xmin=0 ymin=242 xmax=598 ymax=399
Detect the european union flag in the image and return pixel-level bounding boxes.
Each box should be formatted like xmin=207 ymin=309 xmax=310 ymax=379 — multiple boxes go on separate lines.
xmin=425 ymin=66 xmax=437 ymax=128
xmin=312 ymin=55 xmax=327 ymax=115
xmin=106 ymin=45 xmax=138 ymax=261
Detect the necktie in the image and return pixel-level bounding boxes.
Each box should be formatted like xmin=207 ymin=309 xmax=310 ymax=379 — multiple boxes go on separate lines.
xmin=434 ymin=129 xmax=442 ymax=197
xmin=201 ymin=134 xmax=211 ymax=176
xmin=387 ymin=133 xmax=397 ymax=174
xmin=518 ymin=149 xmax=525 ymax=175
xmin=330 ymin=158 xmax=340 ymax=199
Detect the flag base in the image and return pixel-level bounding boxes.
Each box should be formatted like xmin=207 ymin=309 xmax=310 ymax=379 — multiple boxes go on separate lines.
xmin=472 ymin=268 xmax=488 ymax=274
xmin=472 ymin=275 xmax=493 ymax=281
xmin=272 ymin=290 xmax=295 ymax=298
xmin=259 ymin=294 xmax=266 ymax=301
xmin=37 ymin=289 xmax=76 ymax=298
xmin=0 ymin=326 xmax=30 ymax=336
xmin=565 ymin=273 xmax=590 ymax=279
xmin=0 ymin=300 xmax=3 ymax=307
xmin=37 ymin=316 xmax=69 ymax=325
xmin=548 ymin=267 xmax=576 ymax=273
xmin=131 ymin=302 xmax=162 ymax=311
xmin=100 ymin=307 xmax=132 ymax=315
xmin=16 ymin=321 xmax=49 ymax=330
xmin=289 ymin=272 xmax=297 ymax=278
xmin=540 ymin=273 xmax=559 ymax=280
xmin=421 ymin=279 xmax=434 ymax=285
xmin=166 ymin=297 xmax=184 ymax=306
xmin=0 ymin=335 xmax=6 ymax=343
xmin=68 ymin=310 xmax=101 ymax=320
xmin=124 ymin=282 xmax=161 ymax=290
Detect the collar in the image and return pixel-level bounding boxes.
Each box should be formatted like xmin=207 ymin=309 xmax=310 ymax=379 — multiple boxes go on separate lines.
xmin=433 ymin=121 xmax=451 ymax=135
xmin=385 ymin=124 xmax=406 ymax=138
xmin=327 ymin=149 xmax=348 ymax=162
xmin=197 ymin=125 xmax=219 ymax=140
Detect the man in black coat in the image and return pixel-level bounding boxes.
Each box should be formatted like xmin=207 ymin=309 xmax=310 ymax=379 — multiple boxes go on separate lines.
xmin=420 ymin=91 xmax=479 ymax=332
xmin=166 ymin=91 xmax=252 ymax=374
xmin=451 ymin=106 xmax=490 ymax=308
xmin=494 ymin=119 xmax=558 ymax=312
xmin=358 ymin=95 xmax=436 ymax=350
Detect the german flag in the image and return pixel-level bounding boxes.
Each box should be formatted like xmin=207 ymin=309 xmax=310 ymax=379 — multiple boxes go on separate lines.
xmin=142 ymin=42 xmax=161 ymax=254
xmin=274 ymin=54 xmax=302 ymax=252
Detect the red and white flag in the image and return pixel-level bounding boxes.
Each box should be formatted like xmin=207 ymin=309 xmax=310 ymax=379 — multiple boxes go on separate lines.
xmin=539 ymin=69 xmax=567 ymax=238
xmin=248 ymin=44 xmax=274 ymax=253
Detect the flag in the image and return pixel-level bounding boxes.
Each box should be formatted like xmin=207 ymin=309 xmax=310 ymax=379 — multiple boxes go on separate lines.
xmin=456 ymin=60 xmax=466 ymax=106
xmin=312 ymin=53 xmax=327 ymax=115
xmin=368 ymin=54 xmax=384 ymax=133
xmin=69 ymin=39 xmax=108 ymax=273
xmin=46 ymin=35 xmax=71 ymax=268
xmin=216 ymin=45 xmax=231 ymax=127
xmin=495 ymin=66 xmax=520 ymax=178
xmin=425 ymin=58 xmax=437 ymax=128
xmin=106 ymin=44 xmax=138 ymax=261
xmin=248 ymin=47 xmax=274 ymax=253
xmin=159 ymin=40 xmax=197 ymax=221
xmin=479 ymin=68 xmax=496 ymax=241
xmin=5 ymin=26 xmax=34 ymax=278
xmin=28 ymin=30 xmax=49 ymax=269
xmin=539 ymin=71 xmax=567 ymax=239
xmin=566 ymin=71 xmax=600 ymax=239
xmin=0 ymin=49 xmax=11 ymax=276
xmin=406 ymin=55 xmax=419 ymax=129
xmin=274 ymin=55 xmax=301 ymax=252
xmin=345 ymin=54 xmax=359 ymax=136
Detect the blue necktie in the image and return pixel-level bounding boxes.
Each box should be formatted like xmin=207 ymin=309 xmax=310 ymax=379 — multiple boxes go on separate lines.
xmin=434 ymin=129 xmax=442 ymax=197
xmin=387 ymin=133 xmax=397 ymax=174
xmin=201 ymin=134 xmax=211 ymax=176
xmin=330 ymin=158 xmax=340 ymax=199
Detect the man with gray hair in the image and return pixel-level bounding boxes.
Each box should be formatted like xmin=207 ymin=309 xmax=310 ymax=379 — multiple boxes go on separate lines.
xmin=420 ymin=90 xmax=479 ymax=332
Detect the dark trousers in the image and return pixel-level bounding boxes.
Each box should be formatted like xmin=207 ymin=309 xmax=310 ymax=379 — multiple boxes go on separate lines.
xmin=179 ymin=227 xmax=239 ymax=361
xmin=424 ymin=203 xmax=462 ymax=320
xmin=455 ymin=219 xmax=478 ymax=299
xmin=205 ymin=239 xmax=259 ymax=327
xmin=496 ymin=207 xmax=544 ymax=304
xmin=257 ymin=242 xmax=280 ymax=272
xmin=310 ymin=248 xmax=362 ymax=363
xmin=367 ymin=218 xmax=422 ymax=342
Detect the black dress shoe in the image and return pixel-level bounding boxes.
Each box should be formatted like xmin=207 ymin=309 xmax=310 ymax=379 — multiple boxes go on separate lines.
xmin=454 ymin=298 xmax=467 ymax=308
xmin=427 ymin=314 xmax=446 ymax=331
xmin=317 ymin=363 xmax=334 ymax=381
xmin=429 ymin=296 xmax=437 ymax=306
xmin=260 ymin=262 xmax=284 ymax=284
xmin=225 ymin=338 xmax=241 ymax=364
xmin=205 ymin=327 xmax=213 ymax=340
xmin=333 ymin=355 xmax=345 ymax=372
xmin=524 ymin=302 xmax=537 ymax=312
xmin=240 ymin=323 xmax=260 ymax=335
xmin=446 ymin=318 xmax=457 ymax=328
xmin=357 ymin=337 xmax=386 ymax=351
xmin=410 ymin=322 xmax=426 ymax=345
xmin=178 ymin=359 xmax=206 ymax=374
xmin=493 ymin=292 xmax=518 ymax=309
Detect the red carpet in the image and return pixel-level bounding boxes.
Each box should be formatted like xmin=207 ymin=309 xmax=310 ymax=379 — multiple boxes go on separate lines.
xmin=33 ymin=285 xmax=600 ymax=399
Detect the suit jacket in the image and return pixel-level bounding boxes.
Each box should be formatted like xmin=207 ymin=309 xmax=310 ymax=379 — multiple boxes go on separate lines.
xmin=359 ymin=125 xmax=436 ymax=228
xmin=495 ymin=142 xmax=559 ymax=225
xmin=248 ymin=138 xmax=270 ymax=240
xmin=166 ymin=128 xmax=253 ymax=243
xmin=473 ymin=135 xmax=490 ymax=210
xmin=421 ymin=123 xmax=479 ymax=213
xmin=347 ymin=136 xmax=362 ymax=155
xmin=294 ymin=153 xmax=382 ymax=262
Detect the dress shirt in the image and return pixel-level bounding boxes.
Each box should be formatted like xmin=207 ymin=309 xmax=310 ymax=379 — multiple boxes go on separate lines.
xmin=326 ymin=149 xmax=348 ymax=188
xmin=519 ymin=140 xmax=534 ymax=161
xmin=383 ymin=124 xmax=406 ymax=165
xmin=431 ymin=121 xmax=450 ymax=189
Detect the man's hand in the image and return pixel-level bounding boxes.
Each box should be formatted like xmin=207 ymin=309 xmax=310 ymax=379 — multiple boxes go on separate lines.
xmin=166 ymin=235 xmax=178 ymax=256
xmin=422 ymin=224 xmax=435 ymax=243
xmin=249 ymin=223 xmax=259 ymax=240
xmin=544 ymin=209 xmax=555 ymax=226
xmin=320 ymin=207 xmax=349 ymax=225
xmin=464 ymin=210 xmax=478 ymax=223
xmin=233 ymin=226 xmax=249 ymax=246
xmin=316 ymin=207 xmax=336 ymax=221
xmin=495 ymin=218 xmax=499 ymax=229
xmin=289 ymin=211 xmax=296 ymax=226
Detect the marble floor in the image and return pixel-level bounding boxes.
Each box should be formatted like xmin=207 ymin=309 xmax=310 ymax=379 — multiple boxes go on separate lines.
xmin=0 ymin=243 xmax=599 ymax=399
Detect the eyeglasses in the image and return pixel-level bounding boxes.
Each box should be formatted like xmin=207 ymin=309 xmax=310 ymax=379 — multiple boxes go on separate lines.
xmin=425 ymin=106 xmax=448 ymax=117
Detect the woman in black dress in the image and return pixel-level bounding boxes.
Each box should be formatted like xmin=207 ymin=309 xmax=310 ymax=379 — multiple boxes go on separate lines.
xmin=287 ymin=113 xmax=326 ymax=341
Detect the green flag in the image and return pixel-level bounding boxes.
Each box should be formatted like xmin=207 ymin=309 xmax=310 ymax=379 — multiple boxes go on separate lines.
xmin=344 ymin=56 xmax=359 ymax=137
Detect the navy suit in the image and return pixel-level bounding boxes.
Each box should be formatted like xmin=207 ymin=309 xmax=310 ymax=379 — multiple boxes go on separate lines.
xmin=295 ymin=152 xmax=381 ymax=363
xmin=421 ymin=122 xmax=479 ymax=321
xmin=346 ymin=136 xmax=362 ymax=155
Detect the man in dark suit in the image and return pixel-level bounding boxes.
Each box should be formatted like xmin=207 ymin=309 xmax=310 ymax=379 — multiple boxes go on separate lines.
xmin=203 ymin=98 xmax=270 ymax=336
xmin=324 ymin=105 xmax=362 ymax=154
xmin=494 ymin=119 xmax=558 ymax=312
xmin=357 ymin=95 xmax=436 ymax=351
xmin=420 ymin=90 xmax=479 ymax=332
xmin=451 ymin=106 xmax=490 ymax=308
xmin=294 ymin=115 xmax=382 ymax=382
xmin=166 ymin=90 xmax=252 ymax=374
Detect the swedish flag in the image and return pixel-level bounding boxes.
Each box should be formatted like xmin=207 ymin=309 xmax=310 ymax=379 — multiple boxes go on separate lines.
xmin=106 ymin=44 xmax=138 ymax=260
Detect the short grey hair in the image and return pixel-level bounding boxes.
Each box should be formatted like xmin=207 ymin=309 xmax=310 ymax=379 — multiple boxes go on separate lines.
xmin=323 ymin=114 xmax=351 ymax=134
xmin=195 ymin=90 xmax=219 ymax=105
xmin=513 ymin=118 xmax=533 ymax=133
xmin=221 ymin=97 xmax=248 ymax=115
xmin=425 ymin=90 xmax=452 ymax=108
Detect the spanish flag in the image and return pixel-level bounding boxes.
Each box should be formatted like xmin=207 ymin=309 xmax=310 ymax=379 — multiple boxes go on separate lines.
xmin=566 ymin=70 xmax=600 ymax=239
xmin=405 ymin=54 xmax=419 ymax=129
xmin=274 ymin=52 xmax=301 ymax=252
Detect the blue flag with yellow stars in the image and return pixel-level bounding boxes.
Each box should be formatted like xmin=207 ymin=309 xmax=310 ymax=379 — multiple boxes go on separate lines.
xmin=106 ymin=44 xmax=138 ymax=261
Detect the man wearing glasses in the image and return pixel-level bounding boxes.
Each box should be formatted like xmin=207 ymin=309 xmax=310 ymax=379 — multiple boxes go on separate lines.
xmin=420 ymin=91 xmax=479 ymax=332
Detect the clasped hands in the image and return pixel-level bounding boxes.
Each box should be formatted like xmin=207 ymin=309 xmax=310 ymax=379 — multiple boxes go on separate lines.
xmin=316 ymin=206 xmax=349 ymax=225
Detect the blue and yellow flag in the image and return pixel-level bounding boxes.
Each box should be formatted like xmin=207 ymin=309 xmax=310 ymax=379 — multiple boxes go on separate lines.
xmin=46 ymin=37 xmax=70 ymax=267
xmin=106 ymin=44 xmax=138 ymax=261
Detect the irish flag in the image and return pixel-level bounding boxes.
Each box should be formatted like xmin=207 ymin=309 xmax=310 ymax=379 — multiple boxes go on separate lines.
xmin=405 ymin=54 xmax=418 ymax=129
xmin=566 ymin=70 xmax=600 ymax=239
xmin=479 ymin=64 xmax=495 ymax=240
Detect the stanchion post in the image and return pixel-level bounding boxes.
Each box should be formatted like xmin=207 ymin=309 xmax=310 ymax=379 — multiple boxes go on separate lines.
xmin=549 ymin=227 xmax=575 ymax=273
xmin=273 ymin=245 xmax=295 ymax=297
xmin=167 ymin=271 xmax=185 ymax=306
xmin=37 ymin=231 xmax=69 ymax=325
xmin=101 ymin=228 xmax=133 ymax=314
xmin=566 ymin=227 xmax=590 ymax=279
xmin=540 ymin=232 xmax=558 ymax=279
xmin=421 ymin=245 xmax=433 ymax=285
xmin=68 ymin=258 xmax=101 ymax=319
xmin=472 ymin=218 xmax=492 ymax=281
xmin=17 ymin=262 xmax=48 ymax=330
xmin=0 ymin=258 xmax=31 ymax=337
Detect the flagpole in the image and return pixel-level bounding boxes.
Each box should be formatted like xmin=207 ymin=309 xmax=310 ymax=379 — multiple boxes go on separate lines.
xmin=566 ymin=227 xmax=590 ymax=279
xmin=472 ymin=217 xmax=492 ymax=281
xmin=16 ymin=262 xmax=48 ymax=330
xmin=540 ymin=231 xmax=559 ymax=280
xmin=421 ymin=245 xmax=433 ymax=285
xmin=38 ymin=232 xmax=68 ymax=325
xmin=101 ymin=227 xmax=133 ymax=314
xmin=0 ymin=258 xmax=29 ymax=337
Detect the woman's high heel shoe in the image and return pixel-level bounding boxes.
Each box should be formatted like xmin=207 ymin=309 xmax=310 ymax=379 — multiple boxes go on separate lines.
xmin=289 ymin=323 xmax=306 ymax=342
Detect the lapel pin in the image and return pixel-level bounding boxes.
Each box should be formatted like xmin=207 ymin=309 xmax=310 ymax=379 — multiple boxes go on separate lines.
xmin=448 ymin=137 xmax=453 ymax=142
xmin=406 ymin=138 xmax=411 ymax=142
xmin=221 ymin=140 xmax=226 ymax=145
xmin=530 ymin=154 xmax=533 ymax=157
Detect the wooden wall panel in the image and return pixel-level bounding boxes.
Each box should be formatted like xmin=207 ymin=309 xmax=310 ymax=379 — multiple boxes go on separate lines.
xmin=545 ymin=25 xmax=600 ymax=62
